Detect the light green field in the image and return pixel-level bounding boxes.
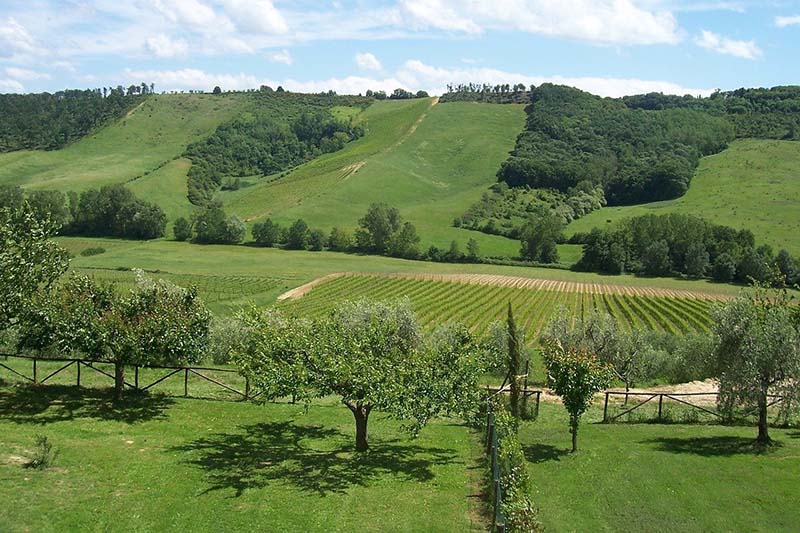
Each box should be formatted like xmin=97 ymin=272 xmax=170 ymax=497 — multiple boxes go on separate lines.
xmin=568 ymin=139 xmax=800 ymax=256
xmin=224 ymin=99 xmax=527 ymax=256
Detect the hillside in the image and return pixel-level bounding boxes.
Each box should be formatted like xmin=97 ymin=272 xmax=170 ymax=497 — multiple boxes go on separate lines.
xmin=567 ymin=139 xmax=800 ymax=257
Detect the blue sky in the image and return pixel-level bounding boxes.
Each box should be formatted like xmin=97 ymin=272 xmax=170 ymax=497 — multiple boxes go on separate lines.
xmin=1 ymin=0 xmax=800 ymax=97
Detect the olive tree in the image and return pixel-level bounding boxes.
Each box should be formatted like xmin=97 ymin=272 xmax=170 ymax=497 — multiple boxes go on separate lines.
xmin=542 ymin=341 xmax=613 ymax=453
xmin=713 ymin=287 xmax=800 ymax=444
xmin=0 ymin=204 xmax=69 ymax=333
xmin=18 ymin=271 xmax=211 ymax=399
xmin=234 ymin=299 xmax=487 ymax=451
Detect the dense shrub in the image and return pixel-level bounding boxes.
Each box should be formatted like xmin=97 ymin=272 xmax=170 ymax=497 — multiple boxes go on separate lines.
xmin=79 ymin=247 xmax=105 ymax=257
xmin=192 ymin=205 xmax=245 ymax=244
xmin=65 ymin=184 xmax=166 ymax=240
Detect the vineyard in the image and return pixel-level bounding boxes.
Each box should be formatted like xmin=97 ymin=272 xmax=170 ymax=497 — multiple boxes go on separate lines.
xmin=280 ymin=273 xmax=718 ymax=336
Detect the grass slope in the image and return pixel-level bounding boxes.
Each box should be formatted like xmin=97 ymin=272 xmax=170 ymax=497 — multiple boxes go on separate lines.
xmin=0 ymin=384 xmax=481 ymax=532
xmin=523 ymin=403 xmax=800 ymax=532
xmin=568 ymin=139 xmax=800 ymax=256
xmin=224 ymin=100 xmax=527 ymax=256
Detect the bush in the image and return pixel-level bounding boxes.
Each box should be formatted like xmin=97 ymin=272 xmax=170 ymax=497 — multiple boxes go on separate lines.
xmin=173 ymin=217 xmax=192 ymax=241
xmin=25 ymin=434 xmax=58 ymax=470
xmin=80 ymin=247 xmax=105 ymax=257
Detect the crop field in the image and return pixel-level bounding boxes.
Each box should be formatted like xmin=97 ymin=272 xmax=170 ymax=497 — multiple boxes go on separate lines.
xmin=280 ymin=274 xmax=717 ymax=336
xmin=568 ymin=139 xmax=800 ymax=257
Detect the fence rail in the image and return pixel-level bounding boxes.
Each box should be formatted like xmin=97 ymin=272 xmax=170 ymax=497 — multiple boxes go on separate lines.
xmin=602 ymin=390 xmax=786 ymax=423
xmin=0 ymin=353 xmax=251 ymax=402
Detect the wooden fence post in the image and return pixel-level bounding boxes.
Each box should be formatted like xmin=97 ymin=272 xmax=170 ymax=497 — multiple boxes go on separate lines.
xmin=245 ymin=376 xmax=250 ymax=401
xmin=658 ymin=394 xmax=664 ymax=420
xmin=76 ymin=361 xmax=81 ymax=387
xmin=33 ymin=357 xmax=38 ymax=385
xmin=603 ymin=392 xmax=609 ymax=422
xmin=184 ymin=368 xmax=189 ymax=397
xmin=135 ymin=366 xmax=139 ymax=390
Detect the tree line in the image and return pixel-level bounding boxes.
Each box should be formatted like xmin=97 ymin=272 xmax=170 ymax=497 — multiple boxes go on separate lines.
xmin=439 ymin=83 xmax=532 ymax=104
xmin=0 ymin=86 xmax=150 ymax=151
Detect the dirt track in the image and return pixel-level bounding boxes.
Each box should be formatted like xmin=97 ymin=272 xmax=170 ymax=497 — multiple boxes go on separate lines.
xmin=277 ymin=271 xmax=732 ymax=302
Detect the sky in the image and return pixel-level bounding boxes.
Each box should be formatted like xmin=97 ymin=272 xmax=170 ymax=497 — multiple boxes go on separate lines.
xmin=1 ymin=0 xmax=800 ymax=97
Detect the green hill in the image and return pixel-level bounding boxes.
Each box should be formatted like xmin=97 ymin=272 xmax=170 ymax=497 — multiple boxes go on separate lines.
xmin=567 ymin=139 xmax=800 ymax=257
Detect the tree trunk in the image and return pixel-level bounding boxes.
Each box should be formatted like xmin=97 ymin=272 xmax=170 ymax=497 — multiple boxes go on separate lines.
xmin=570 ymin=415 xmax=579 ymax=453
xmin=114 ymin=361 xmax=125 ymax=401
xmin=757 ymin=389 xmax=771 ymax=445
xmin=346 ymin=403 xmax=371 ymax=452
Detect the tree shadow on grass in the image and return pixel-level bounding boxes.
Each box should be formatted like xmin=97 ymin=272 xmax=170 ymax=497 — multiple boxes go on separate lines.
xmin=171 ymin=421 xmax=459 ymax=496
xmin=643 ymin=436 xmax=779 ymax=456
xmin=522 ymin=443 xmax=571 ymax=464
xmin=0 ymin=384 xmax=174 ymax=424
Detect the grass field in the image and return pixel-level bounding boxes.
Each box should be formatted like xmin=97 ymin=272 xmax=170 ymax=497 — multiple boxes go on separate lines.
xmin=522 ymin=403 xmax=800 ymax=532
xmin=280 ymin=274 xmax=717 ymax=337
xmin=224 ymin=99 xmax=527 ymax=256
xmin=0 ymin=382 xmax=482 ymax=532
xmin=568 ymin=139 xmax=800 ymax=256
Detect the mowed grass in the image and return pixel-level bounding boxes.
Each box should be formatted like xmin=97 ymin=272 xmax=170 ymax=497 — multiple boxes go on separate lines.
xmin=522 ymin=403 xmax=800 ymax=532
xmin=0 ymin=94 xmax=245 ymax=194
xmin=281 ymin=275 xmax=716 ymax=337
xmin=568 ymin=139 xmax=800 ymax=256
xmin=0 ymin=382 xmax=483 ymax=532
xmin=225 ymin=100 xmax=527 ymax=256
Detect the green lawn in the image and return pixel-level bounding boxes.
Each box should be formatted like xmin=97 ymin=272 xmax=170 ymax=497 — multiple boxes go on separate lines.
xmin=521 ymin=403 xmax=800 ymax=532
xmin=0 ymin=382 xmax=483 ymax=532
xmin=568 ymin=139 xmax=800 ymax=257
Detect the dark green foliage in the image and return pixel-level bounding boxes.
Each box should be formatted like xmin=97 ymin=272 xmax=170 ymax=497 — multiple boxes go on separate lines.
xmin=0 ymin=88 xmax=143 ymax=151
xmin=519 ymin=206 xmax=562 ymax=263
xmin=776 ymin=249 xmax=799 ymax=286
xmin=192 ymin=205 xmax=245 ymax=244
xmin=308 ymin=229 xmax=327 ymax=251
xmin=286 ymin=219 xmax=309 ymax=250
xmin=0 ymin=185 xmax=24 ymax=211
xmin=355 ymin=203 xmax=422 ymax=259
xmin=576 ymin=213 xmax=774 ymax=281
xmin=79 ymin=247 xmax=105 ymax=257
xmin=25 ymin=435 xmax=58 ymax=470
xmin=466 ymin=238 xmax=480 ymax=261
xmin=66 ymin=184 xmax=166 ymax=240
xmin=212 ymin=86 xmax=222 ymax=95
xmin=27 ymin=190 xmax=69 ymax=228
xmin=173 ymin=217 xmax=192 ymax=242
xmin=497 ymin=84 xmax=734 ymax=205
xmin=185 ymin=92 xmax=370 ymax=206
xmin=328 ymin=227 xmax=352 ymax=251
xmin=440 ymin=83 xmax=532 ymax=104
xmin=251 ymin=218 xmax=282 ymax=247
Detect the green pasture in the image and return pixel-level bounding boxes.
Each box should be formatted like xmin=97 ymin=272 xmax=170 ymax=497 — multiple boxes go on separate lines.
xmin=568 ymin=139 xmax=800 ymax=257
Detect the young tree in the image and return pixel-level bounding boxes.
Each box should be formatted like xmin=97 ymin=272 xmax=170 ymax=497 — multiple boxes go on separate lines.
xmin=712 ymin=287 xmax=800 ymax=444
xmin=18 ymin=272 xmax=211 ymax=400
xmin=0 ymin=204 xmax=69 ymax=333
xmin=466 ymin=238 xmax=480 ymax=262
xmin=173 ymin=217 xmax=192 ymax=241
xmin=542 ymin=342 xmax=613 ymax=452
xmin=234 ymin=299 xmax=486 ymax=451
xmin=506 ymin=304 xmax=524 ymax=419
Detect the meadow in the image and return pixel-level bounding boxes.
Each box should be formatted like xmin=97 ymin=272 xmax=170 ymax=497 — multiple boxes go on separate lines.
xmin=567 ymin=139 xmax=800 ymax=257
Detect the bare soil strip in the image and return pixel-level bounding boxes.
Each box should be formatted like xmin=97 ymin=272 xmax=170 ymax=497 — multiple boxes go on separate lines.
xmin=277 ymin=272 xmax=732 ymax=302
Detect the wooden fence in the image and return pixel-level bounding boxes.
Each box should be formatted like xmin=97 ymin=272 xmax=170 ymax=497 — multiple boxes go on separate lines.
xmin=0 ymin=353 xmax=254 ymax=402
xmin=485 ymin=410 xmax=505 ymax=532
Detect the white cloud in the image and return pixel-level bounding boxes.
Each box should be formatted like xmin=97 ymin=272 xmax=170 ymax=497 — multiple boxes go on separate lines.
xmin=355 ymin=52 xmax=382 ymax=71
xmin=124 ymin=61 xmax=712 ymax=98
xmin=221 ymin=0 xmax=289 ymax=34
xmin=694 ymin=30 xmax=762 ymax=59
xmin=145 ymin=34 xmax=189 ymax=58
xmin=775 ymin=15 xmax=800 ymax=28
xmin=0 ymin=17 xmax=45 ymax=58
xmin=267 ymin=49 xmax=293 ymax=65
xmin=0 ymin=78 xmax=25 ymax=93
xmin=151 ymin=0 xmax=230 ymax=30
xmin=4 ymin=67 xmax=50 ymax=81
xmin=399 ymin=0 xmax=680 ymax=45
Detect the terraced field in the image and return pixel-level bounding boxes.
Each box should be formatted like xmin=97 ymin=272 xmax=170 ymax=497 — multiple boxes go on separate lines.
xmin=280 ymin=273 xmax=717 ymax=336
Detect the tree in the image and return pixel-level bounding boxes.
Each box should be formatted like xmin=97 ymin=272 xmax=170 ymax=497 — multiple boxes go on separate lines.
xmin=684 ymin=242 xmax=710 ymax=278
xmin=173 ymin=217 xmax=192 ymax=241
xmin=712 ymin=287 xmax=800 ymax=444
xmin=0 ymin=204 xmax=69 ymax=333
xmin=234 ymin=299 xmax=487 ymax=451
xmin=712 ymin=252 xmax=737 ymax=282
xmin=446 ymin=240 xmax=462 ymax=262
xmin=775 ymin=249 xmax=798 ymax=287
xmin=18 ymin=272 xmax=211 ymax=400
xmin=328 ymin=227 xmax=352 ymax=251
xmin=27 ymin=190 xmax=70 ymax=228
xmin=542 ymin=342 xmax=613 ymax=452
xmin=355 ymin=203 xmax=401 ymax=253
xmin=387 ymin=222 xmax=420 ymax=259
xmin=466 ymin=238 xmax=480 ymax=262
xmin=212 ymin=86 xmax=222 ymax=95
xmin=286 ymin=219 xmax=309 ymax=249
xmin=519 ymin=208 xmax=562 ymax=263
xmin=0 ymin=185 xmax=24 ymax=211
xmin=737 ymin=248 xmax=770 ymax=284
xmin=641 ymin=240 xmax=671 ymax=276
xmin=308 ymin=229 xmax=326 ymax=251
xmin=192 ymin=206 xmax=244 ymax=244
xmin=252 ymin=219 xmax=282 ymax=247
xmin=506 ymin=304 xmax=524 ymax=419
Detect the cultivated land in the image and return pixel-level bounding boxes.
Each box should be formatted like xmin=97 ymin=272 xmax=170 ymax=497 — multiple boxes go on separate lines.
xmin=567 ymin=139 xmax=800 ymax=257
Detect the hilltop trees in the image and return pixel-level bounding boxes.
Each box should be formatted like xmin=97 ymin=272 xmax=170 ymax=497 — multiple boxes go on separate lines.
xmin=712 ymin=287 xmax=800 ymax=444
xmin=18 ymin=272 xmax=211 ymax=400
xmin=235 ymin=299 xmax=487 ymax=451
xmin=0 ymin=203 xmax=69 ymax=333
xmin=355 ymin=203 xmax=420 ymax=259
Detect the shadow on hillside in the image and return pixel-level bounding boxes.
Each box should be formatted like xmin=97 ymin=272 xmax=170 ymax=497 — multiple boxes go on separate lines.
xmin=0 ymin=384 xmax=174 ymax=424
xmin=644 ymin=436 xmax=777 ymax=456
xmin=172 ymin=421 xmax=458 ymax=496
xmin=522 ymin=443 xmax=570 ymax=464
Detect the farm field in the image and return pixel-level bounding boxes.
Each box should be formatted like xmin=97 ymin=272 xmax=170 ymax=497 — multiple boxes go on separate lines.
xmin=522 ymin=403 xmax=800 ymax=532
xmin=0 ymin=383 xmax=483 ymax=532
xmin=279 ymin=273 xmax=717 ymax=337
xmin=567 ymin=139 xmax=800 ymax=257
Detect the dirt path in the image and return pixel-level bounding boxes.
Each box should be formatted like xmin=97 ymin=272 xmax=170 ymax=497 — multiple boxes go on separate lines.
xmin=277 ymin=271 xmax=732 ymax=302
